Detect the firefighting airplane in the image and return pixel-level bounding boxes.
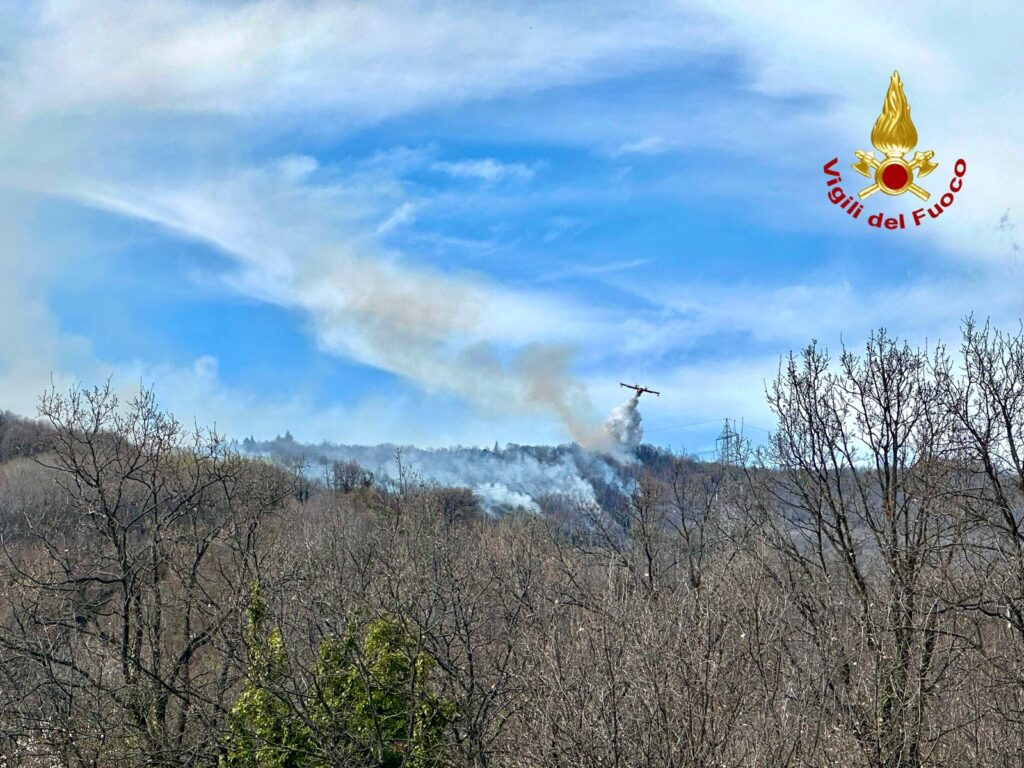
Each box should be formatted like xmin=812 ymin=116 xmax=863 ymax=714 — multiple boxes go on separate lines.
xmin=620 ymin=383 xmax=660 ymax=398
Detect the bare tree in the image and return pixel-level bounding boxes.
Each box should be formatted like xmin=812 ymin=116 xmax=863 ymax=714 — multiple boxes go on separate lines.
xmin=759 ymin=332 xmax=969 ymax=767
xmin=0 ymin=384 xmax=294 ymax=767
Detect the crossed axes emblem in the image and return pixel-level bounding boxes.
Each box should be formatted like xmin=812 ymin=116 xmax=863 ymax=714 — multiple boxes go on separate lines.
xmin=852 ymin=149 xmax=939 ymax=201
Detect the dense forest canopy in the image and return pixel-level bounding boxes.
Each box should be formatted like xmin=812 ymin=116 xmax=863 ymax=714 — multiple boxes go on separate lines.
xmin=4 ymin=322 xmax=1024 ymax=766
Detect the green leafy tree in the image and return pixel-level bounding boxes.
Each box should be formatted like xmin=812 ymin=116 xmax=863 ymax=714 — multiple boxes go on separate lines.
xmin=223 ymin=593 xmax=454 ymax=768
xmin=221 ymin=583 xmax=318 ymax=768
xmin=309 ymin=617 xmax=456 ymax=768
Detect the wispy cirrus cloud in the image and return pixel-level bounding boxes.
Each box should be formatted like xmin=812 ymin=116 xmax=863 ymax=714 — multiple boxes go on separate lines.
xmin=1 ymin=0 xmax=714 ymax=121
xmin=0 ymin=0 xmax=1022 ymax=449
xmin=376 ymin=202 xmax=418 ymax=235
xmin=0 ymin=0 xmax=722 ymax=444
xmin=43 ymin=155 xmax=633 ymax=446
xmin=614 ymin=136 xmax=668 ymax=156
xmin=431 ymin=158 xmax=535 ymax=183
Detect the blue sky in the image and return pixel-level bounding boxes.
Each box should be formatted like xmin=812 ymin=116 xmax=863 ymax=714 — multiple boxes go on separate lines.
xmin=0 ymin=1 xmax=1022 ymax=455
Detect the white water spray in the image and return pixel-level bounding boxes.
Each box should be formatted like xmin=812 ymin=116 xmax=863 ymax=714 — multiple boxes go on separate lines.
xmin=601 ymin=393 xmax=643 ymax=452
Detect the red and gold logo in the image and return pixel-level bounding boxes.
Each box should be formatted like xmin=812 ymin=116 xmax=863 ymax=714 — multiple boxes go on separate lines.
xmin=852 ymin=71 xmax=937 ymax=200
xmin=822 ymin=71 xmax=965 ymax=230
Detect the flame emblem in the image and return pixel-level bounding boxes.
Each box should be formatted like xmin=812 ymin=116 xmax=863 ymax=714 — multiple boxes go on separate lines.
xmin=852 ymin=71 xmax=938 ymax=200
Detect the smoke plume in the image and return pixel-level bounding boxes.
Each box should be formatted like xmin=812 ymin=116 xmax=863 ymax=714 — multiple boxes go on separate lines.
xmin=55 ymin=168 xmax=612 ymax=450
xmin=241 ymin=435 xmax=637 ymax=515
xmin=240 ymin=392 xmax=650 ymax=514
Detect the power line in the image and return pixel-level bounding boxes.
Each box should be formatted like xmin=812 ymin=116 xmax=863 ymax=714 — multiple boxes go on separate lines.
xmin=644 ymin=418 xmax=731 ymax=434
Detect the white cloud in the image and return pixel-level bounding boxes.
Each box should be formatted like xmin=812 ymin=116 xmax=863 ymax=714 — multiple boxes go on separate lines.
xmin=193 ymin=355 xmax=219 ymax=380
xmin=614 ymin=136 xmax=668 ymax=156
xmin=431 ymin=158 xmax=535 ymax=182
xmin=275 ymin=155 xmax=319 ymax=182
xmin=537 ymin=257 xmax=650 ymax=282
xmin=1 ymin=0 xmax=1022 ymax=448
xmin=376 ymin=202 xmax=417 ymax=234
xmin=2 ymin=0 xmax=712 ymax=121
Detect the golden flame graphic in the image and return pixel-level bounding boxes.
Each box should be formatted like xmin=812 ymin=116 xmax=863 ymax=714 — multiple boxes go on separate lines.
xmin=870 ymin=71 xmax=918 ymax=157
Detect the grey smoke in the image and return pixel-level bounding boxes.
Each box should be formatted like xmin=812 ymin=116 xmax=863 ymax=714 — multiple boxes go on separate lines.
xmin=471 ymin=482 xmax=546 ymax=512
xmin=241 ymin=396 xmax=648 ymax=514
xmin=241 ymin=439 xmax=633 ymax=515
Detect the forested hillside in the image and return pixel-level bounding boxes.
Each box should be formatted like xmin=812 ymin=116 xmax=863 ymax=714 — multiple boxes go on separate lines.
xmin=4 ymin=324 xmax=1024 ymax=766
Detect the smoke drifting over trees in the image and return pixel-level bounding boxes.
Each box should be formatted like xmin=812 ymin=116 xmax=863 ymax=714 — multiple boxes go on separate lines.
xmin=239 ymin=436 xmax=637 ymax=515
xmin=240 ymin=392 xmax=651 ymax=514
xmin=8 ymin=322 xmax=1024 ymax=766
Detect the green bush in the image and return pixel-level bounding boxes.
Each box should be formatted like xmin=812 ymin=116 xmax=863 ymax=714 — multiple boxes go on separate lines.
xmin=309 ymin=617 xmax=455 ymax=768
xmin=222 ymin=585 xmax=454 ymax=768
